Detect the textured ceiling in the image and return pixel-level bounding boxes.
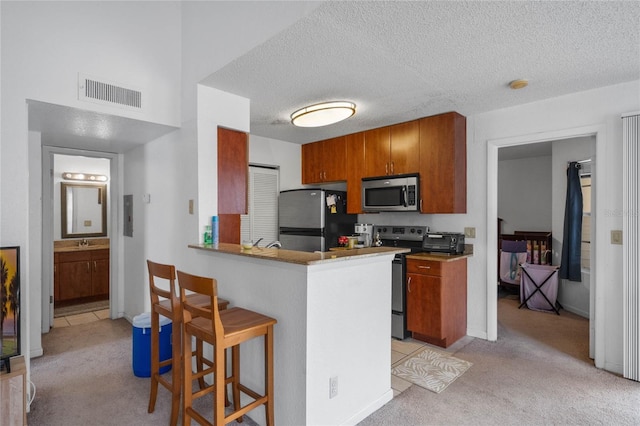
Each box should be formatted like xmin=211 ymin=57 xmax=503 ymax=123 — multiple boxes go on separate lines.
xmin=202 ymin=1 xmax=640 ymax=144
xmin=27 ymin=1 xmax=640 ymax=153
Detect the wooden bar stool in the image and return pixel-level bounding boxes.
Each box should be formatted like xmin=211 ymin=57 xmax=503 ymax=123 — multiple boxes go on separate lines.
xmin=146 ymin=260 xmax=229 ymax=426
xmin=177 ymin=270 xmax=277 ymax=426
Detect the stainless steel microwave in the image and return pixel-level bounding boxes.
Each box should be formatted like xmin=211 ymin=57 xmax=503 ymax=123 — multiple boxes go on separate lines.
xmin=361 ymin=174 xmax=419 ymax=212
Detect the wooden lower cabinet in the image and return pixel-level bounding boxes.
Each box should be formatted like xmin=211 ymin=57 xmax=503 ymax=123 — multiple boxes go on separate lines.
xmin=406 ymin=257 xmax=467 ymax=348
xmin=91 ymin=249 xmax=110 ymax=297
xmin=55 ymin=248 xmax=109 ymax=305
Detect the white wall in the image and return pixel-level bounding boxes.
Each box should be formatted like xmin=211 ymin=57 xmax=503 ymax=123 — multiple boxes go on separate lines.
xmin=249 ymin=134 xmax=301 ymax=191
xmin=498 ymin=156 xmax=552 ymax=234
xmin=477 ymin=81 xmax=639 ymax=374
xmin=552 ymin=136 xmax=595 ymax=318
xmin=1 ymin=0 xmax=182 ymax=367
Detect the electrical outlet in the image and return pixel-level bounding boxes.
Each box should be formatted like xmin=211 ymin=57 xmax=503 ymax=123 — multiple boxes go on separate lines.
xmin=611 ymin=230 xmax=623 ymax=245
xmin=329 ymin=376 xmax=338 ymax=399
xmin=464 ymin=227 xmax=476 ymax=238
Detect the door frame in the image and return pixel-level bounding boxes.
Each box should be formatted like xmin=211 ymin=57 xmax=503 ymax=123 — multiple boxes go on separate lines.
xmin=42 ymin=146 xmax=120 ymax=332
xmin=486 ymin=124 xmax=605 ymax=367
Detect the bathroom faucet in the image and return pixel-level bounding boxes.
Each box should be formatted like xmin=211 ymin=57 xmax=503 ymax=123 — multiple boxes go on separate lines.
xmin=79 ymin=238 xmax=89 ymax=247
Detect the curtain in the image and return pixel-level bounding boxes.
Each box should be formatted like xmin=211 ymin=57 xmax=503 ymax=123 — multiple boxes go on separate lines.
xmin=559 ymin=162 xmax=583 ymax=281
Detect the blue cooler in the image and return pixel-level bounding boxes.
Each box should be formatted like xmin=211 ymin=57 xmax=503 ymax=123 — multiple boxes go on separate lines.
xmin=132 ymin=312 xmax=172 ymax=377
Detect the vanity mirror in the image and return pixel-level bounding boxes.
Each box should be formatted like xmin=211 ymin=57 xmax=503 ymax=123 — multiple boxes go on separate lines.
xmin=61 ymin=182 xmax=107 ymax=238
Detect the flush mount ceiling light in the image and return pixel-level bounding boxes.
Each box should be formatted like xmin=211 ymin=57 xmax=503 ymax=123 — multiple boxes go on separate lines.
xmin=62 ymin=172 xmax=108 ymax=182
xmin=291 ymin=101 xmax=356 ymax=127
xmin=509 ymin=79 xmax=529 ymax=90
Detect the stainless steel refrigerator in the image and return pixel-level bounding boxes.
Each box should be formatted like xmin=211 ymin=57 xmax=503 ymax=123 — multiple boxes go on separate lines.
xmin=278 ymin=189 xmax=357 ymax=252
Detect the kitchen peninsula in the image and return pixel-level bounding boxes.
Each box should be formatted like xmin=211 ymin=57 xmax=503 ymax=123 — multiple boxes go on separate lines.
xmin=188 ymin=243 xmax=409 ymax=426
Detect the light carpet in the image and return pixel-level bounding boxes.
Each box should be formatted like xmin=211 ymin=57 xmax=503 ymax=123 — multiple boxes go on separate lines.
xmin=391 ymin=347 xmax=472 ymax=393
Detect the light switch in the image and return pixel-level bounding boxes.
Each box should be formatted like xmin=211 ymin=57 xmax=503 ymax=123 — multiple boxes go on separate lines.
xmin=464 ymin=227 xmax=476 ymax=238
xmin=611 ymin=230 xmax=622 ymax=245
xmin=142 ymin=193 xmax=151 ymax=204
xmin=189 ymin=199 xmax=194 ymax=215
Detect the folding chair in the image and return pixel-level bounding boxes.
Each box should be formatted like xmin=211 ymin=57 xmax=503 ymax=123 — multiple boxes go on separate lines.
xmin=518 ymin=263 xmax=563 ymax=315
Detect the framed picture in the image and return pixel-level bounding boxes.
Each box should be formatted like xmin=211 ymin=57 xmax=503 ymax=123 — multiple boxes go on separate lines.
xmin=1 ymin=246 xmax=20 ymax=372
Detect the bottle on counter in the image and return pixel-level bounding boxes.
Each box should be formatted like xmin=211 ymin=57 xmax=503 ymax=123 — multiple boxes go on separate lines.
xmin=204 ymin=225 xmax=213 ymax=245
xmin=374 ymin=231 xmax=383 ymax=247
xmin=211 ymin=215 xmax=219 ymax=245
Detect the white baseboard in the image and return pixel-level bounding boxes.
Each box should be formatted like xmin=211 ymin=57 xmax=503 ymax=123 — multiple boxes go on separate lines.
xmin=341 ymin=388 xmax=393 ymax=425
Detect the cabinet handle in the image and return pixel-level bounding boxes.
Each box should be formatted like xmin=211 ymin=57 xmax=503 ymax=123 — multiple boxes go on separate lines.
xmin=323 ymin=171 xmax=327 ymax=180
xmin=319 ymin=171 xmax=322 ymax=181
xmin=420 ymin=199 xmax=423 ymax=211
xmin=385 ymin=163 xmax=389 ymax=175
xmin=407 ymin=276 xmax=412 ymax=292
xmin=86 ymin=262 xmax=90 ymax=272
xmin=94 ymin=261 xmax=97 ymax=271
xmin=391 ymin=161 xmax=394 ymax=174
xmin=418 ymin=265 xmax=431 ymax=269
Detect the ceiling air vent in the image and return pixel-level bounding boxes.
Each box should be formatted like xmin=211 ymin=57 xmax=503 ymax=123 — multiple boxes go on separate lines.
xmin=78 ymin=73 xmax=142 ymax=110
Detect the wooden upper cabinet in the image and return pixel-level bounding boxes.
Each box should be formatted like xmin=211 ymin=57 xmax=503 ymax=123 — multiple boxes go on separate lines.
xmin=364 ymin=121 xmax=419 ymax=177
xmin=345 ymin=132 xmax=365 ymax=214
xmin=322 ymin=136 xmax=347 ymax=182
xmin=301 ymin=136 xmax=347 ymax=184
xmin=218 ymin=127 xmax=248 ymax=215
xmin=301 ymin=141 xmax=324 ymax=184
xmin=364 ymin=127 xmax=391 ymax=177
xmin=419 ymin=112 xmax=466 ymax=213
xmin=389 ymin=120 xmax=420 ymax=175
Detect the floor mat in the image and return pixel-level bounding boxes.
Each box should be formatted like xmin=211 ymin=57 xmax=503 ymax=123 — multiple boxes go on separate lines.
xmin=391 ymin=347 xmax=472 ymax=394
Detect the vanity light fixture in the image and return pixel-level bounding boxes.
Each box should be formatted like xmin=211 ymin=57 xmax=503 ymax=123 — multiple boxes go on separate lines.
xmin=62 ymin=172 xmax=108 ymax=182
xmin=291 ymin=101 xmax=356 ymax=127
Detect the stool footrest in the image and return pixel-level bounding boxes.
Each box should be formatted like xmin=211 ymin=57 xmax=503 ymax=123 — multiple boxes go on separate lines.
xmin=226 ymin=385 xmax=268 ymax=424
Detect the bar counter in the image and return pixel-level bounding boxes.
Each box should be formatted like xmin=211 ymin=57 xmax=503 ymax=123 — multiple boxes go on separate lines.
xmin=187 ymin=242 xmax=407 ymax=426
xmin=188 ymin=242 xmax=408 ymax=265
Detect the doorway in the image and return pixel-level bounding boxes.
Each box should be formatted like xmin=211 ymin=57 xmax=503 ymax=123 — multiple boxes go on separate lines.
xmin=496 ymin=136 xmax=595 ymax=361
xmin=41 ymin=147 xmax=119 ymax=333
xmin=486 ymin=124 xmax=605 ymax=368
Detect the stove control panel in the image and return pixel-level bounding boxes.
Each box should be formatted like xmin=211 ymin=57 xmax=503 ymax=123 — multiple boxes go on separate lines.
xmin=374 ymin=225 xmax=428 ymax=242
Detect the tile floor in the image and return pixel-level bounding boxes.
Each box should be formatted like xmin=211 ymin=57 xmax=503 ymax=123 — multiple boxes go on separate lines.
xmin=390 ymin=335 xmax=474 ymax=396
xmin=53 ymin=308 xmax=110 ymax=328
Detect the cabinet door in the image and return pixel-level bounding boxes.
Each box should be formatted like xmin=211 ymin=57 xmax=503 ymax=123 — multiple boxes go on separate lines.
xmin=59 ymin=260 xmax=92 ymax=300
xmin=322 ymin=136 xmax=347 ymax=182
xmin=54 ymin=253 xmax=60 ymax=302
xmin=419 ymin=112 xmax=466 ymax=213
xmin=406 ymin=273 xmax=442 ymax=338
xmin=364 ymin=127 xmax=391 ymax=177
xmin=301 ymin=141 xmax=324 ymax=184
xmin=218 ymin=127 xmax=248 ymax=215
xmin=389 ymin=120 xmax=420 ymax=175
xmin=346 ymin=132 xmax=365 ymax=214
xmin=91 ymin=250 xmax=110 ymax=297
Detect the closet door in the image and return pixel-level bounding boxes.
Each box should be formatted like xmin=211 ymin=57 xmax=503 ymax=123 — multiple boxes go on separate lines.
xmin=241 ymin=166 xmax=279 ymax=244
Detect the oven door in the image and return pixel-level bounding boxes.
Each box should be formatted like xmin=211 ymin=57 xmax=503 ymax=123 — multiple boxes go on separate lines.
xmin=392 ymin=253 xmax=409 ymax=339
xmin=391 ymin=255 xmax=405 ymax=312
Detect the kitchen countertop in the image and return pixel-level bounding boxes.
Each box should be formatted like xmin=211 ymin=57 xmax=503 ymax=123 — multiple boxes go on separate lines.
xmin=188 ymin=242 xmax=409 ymax=265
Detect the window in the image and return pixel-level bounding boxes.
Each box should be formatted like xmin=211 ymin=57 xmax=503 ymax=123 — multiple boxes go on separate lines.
xmin=240 ymin=165 xmax=279 ymax=245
